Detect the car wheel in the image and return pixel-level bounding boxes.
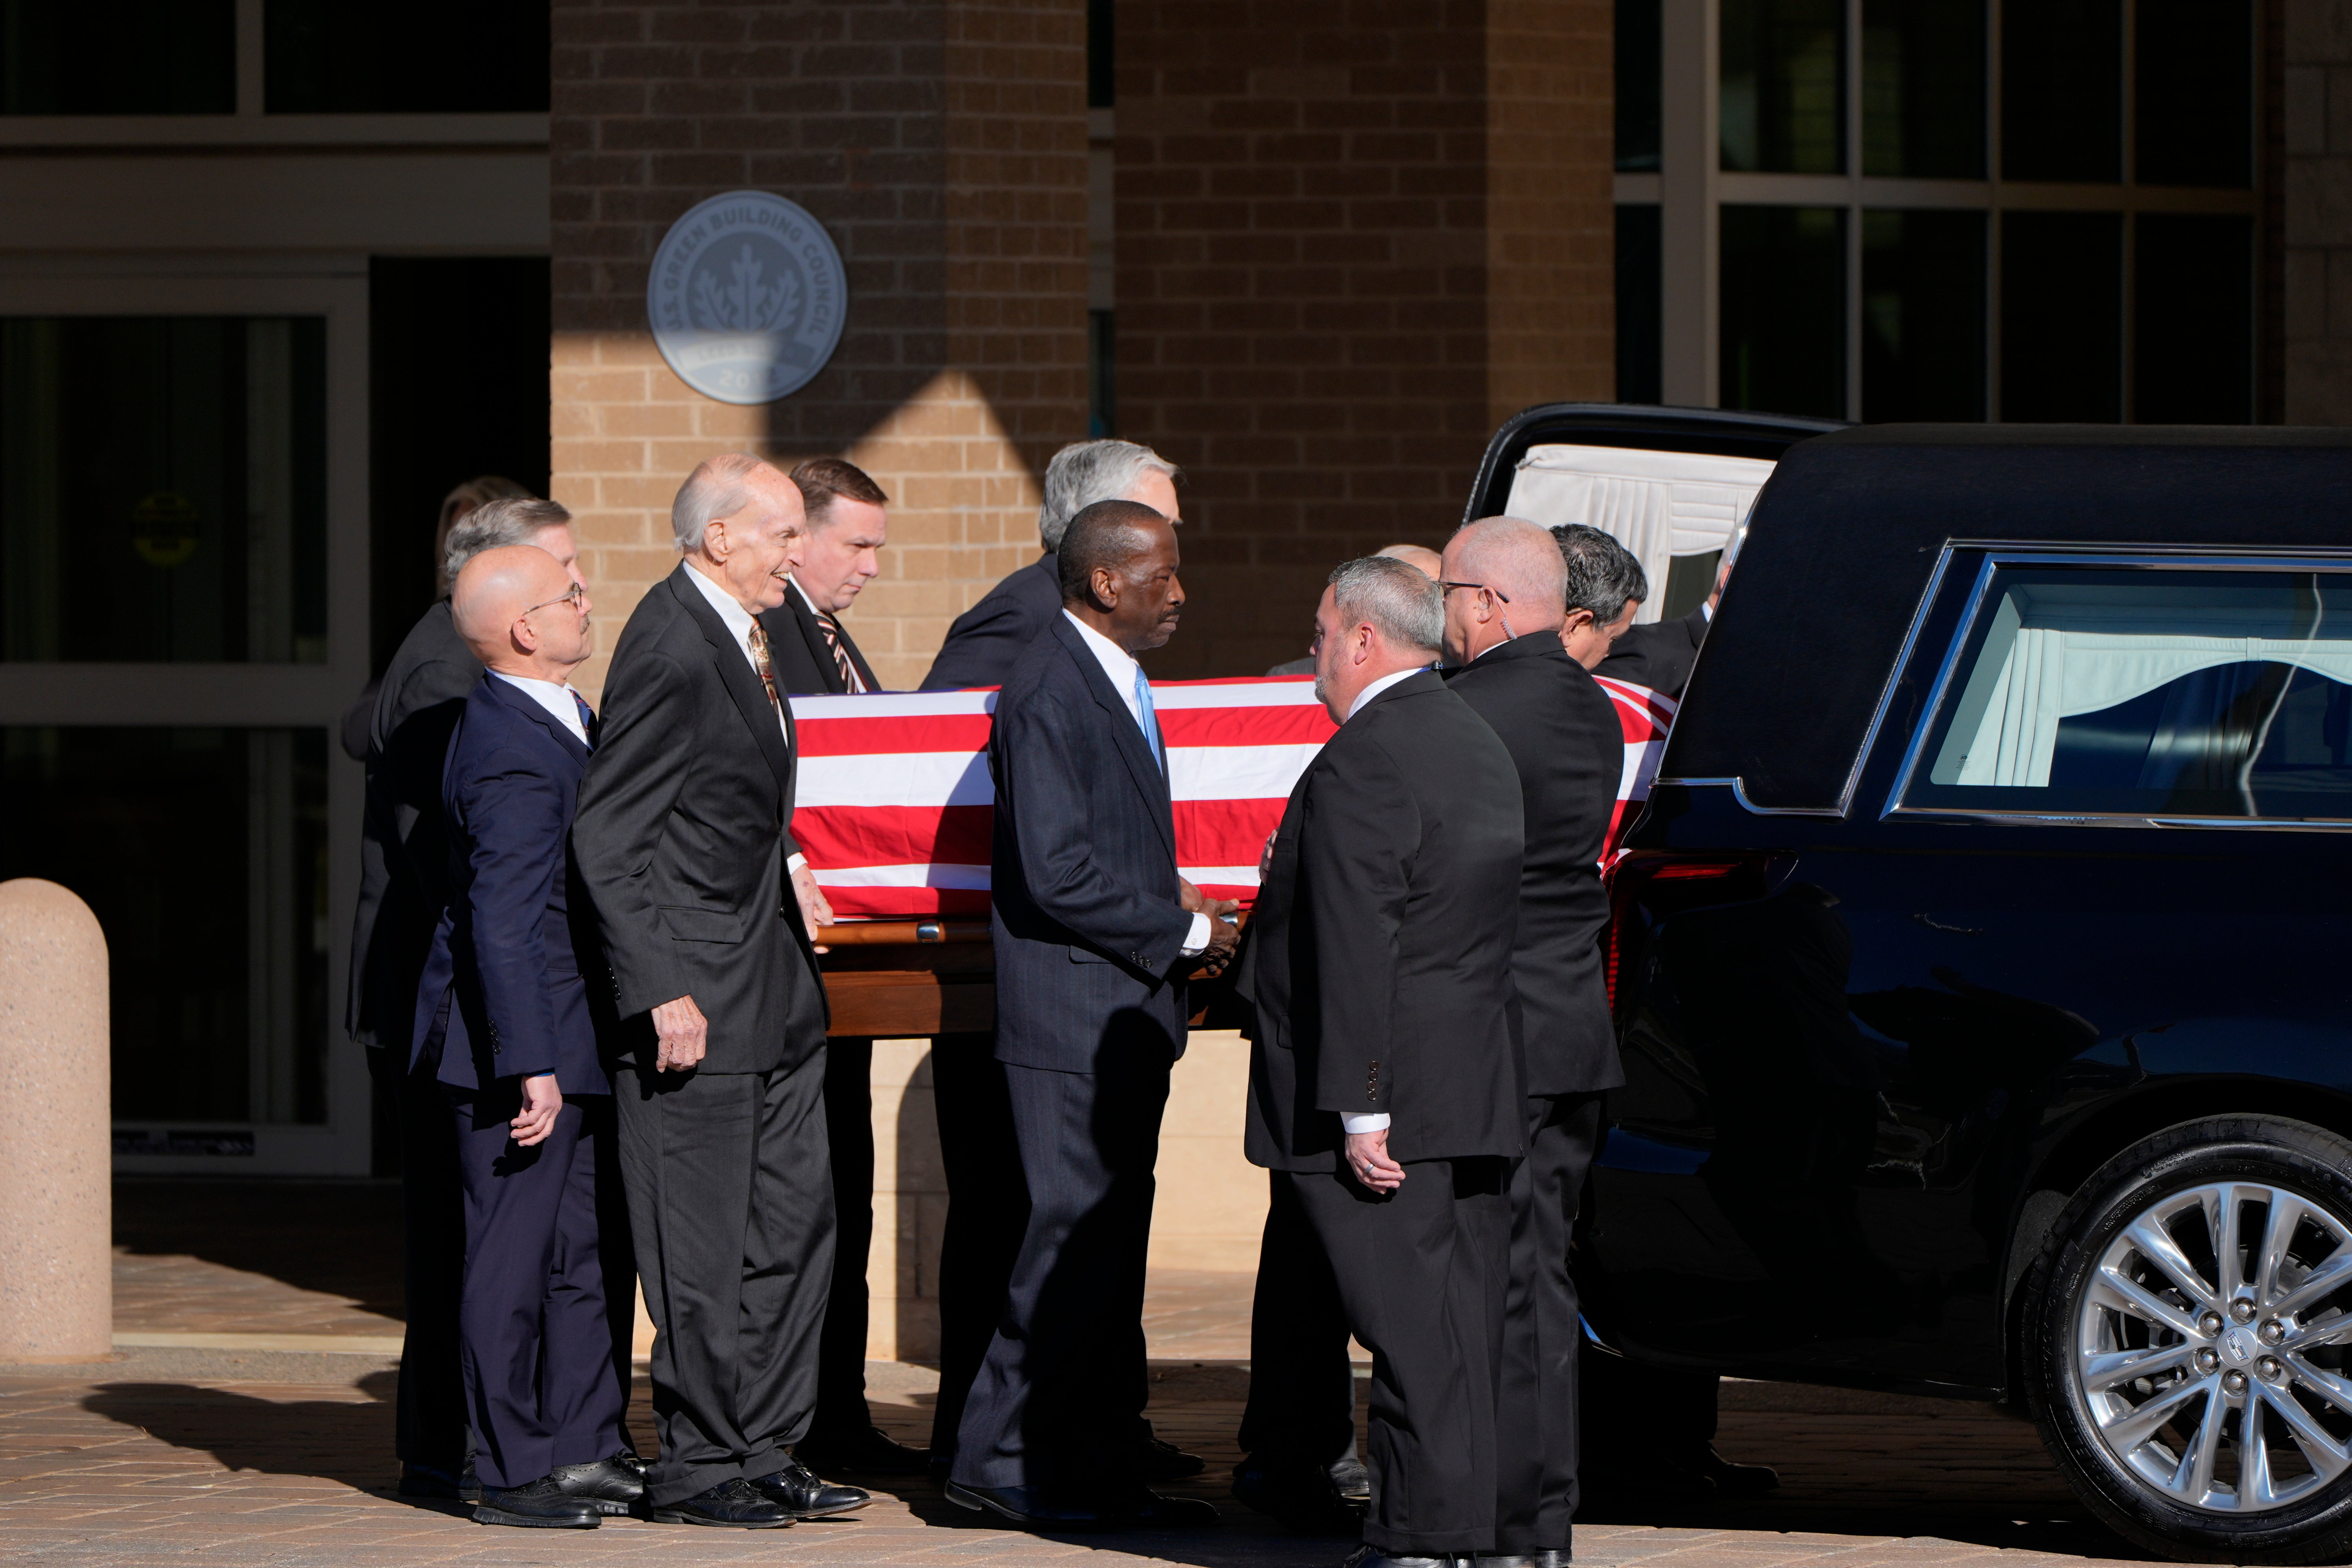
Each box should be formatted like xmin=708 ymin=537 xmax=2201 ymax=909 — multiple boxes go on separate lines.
xmin=2024 ymin=1116 xmax=2352 ymax=1563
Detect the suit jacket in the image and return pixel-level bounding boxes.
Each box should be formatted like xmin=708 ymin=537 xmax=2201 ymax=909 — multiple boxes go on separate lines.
xmin=1600 ymin=604 xmax=1708 ymax=698
xmin=346 ymin=601 xmax=482 ymax=1048
xmin=758 ymin=586 xmax=879 ymax=696
xmin=413 ymin=674 xmax=612 ymax=1094
xmin=1237 ymin=670 xmax=1526 ymax=1172
xmin=1443 ymin=632 xmax=1626 ymax=1096
xmin=921 ymin=555 xmax=1061 ymax=690
xmin=573 ymin=564 xmax=827 ymax=1074
xmin=988 ymin=614 xmax=1196 ymax=1073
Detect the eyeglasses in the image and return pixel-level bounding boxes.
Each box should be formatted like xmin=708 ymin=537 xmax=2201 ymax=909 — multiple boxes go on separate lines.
xmin=1437 ymin=581 xmax=1511 ymax=603
xmin=523 ymin=583 xmax=586 ymax=616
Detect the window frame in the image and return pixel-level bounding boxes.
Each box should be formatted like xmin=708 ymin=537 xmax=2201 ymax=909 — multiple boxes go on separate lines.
xmin=1881 ymin=547 xmax=2352 ymax=830
xmin=1621 ymin=0 xmax=2264 ymax=420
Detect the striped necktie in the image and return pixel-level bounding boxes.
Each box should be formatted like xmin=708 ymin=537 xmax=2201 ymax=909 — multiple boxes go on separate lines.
xmin=818 ymin=613 xmax=866 ymax=693
xmin=570 ymin=689 xmax=597 ymax=750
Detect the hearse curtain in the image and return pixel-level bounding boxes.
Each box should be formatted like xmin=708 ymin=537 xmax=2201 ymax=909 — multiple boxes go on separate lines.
xmin=1504 ymin=445 xmax=1775 ymax=624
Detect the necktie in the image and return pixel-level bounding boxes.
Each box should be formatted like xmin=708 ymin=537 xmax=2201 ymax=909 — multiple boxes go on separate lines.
xmin=570 ymin=688 xmax=597 ymax=750
xmin=746 ymin=621 xmax=782 ymax=710
xmin=1132 ymin=664 xmax=1164 ymax=772
xmin=818 ymin=614 xmax=866 ymax=693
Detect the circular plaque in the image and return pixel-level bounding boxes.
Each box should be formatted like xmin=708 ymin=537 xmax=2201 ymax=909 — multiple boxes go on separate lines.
xmin=647 ymin=191 xmax=848 ymax=405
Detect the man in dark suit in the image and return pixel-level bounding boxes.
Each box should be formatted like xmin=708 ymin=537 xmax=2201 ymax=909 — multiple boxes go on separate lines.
xmin=943 ymin=499 xmax=1236 ymax=1530
xmin=1439 ymin=517 xmax=1627 ymax=1564
xmin=1548 ymin=524 xmax=1648 ymax=677
xmin=345 ymin=495 xmax=588 ymax=1500
xmin=572 ymin=453 xmax=869 ymax=1530
xmin=920 ymin=439 xmax=1181 ymax=691
xmin=416 ymin=546 xmax=641 ymax=1529
xmin=749 ymin=456 xmax=926 ymax=1477
xmin=1237 ymin=555 xmax=1525 ymax=1568
xmin=1265 ymin=544 xmax=1440 ymax=676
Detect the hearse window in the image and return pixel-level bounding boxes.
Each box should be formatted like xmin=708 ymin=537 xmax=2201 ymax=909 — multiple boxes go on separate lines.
xmin=1904 ymin=566 xmax=2352 ymax=821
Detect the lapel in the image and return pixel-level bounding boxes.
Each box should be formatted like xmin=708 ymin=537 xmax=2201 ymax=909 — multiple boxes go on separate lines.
xmin=1048 ymin=614 xmax=1176 ymax=858
xmin=1350 ymin=666 xmax=1443 ymax=722
xmin=665 ymin=566 xmax=795 ymax=800
xmin=480 ymin=671 xmax=591 ymax=769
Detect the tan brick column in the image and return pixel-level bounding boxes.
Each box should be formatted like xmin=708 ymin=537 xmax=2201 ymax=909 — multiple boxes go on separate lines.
xmin=1114 ymin=0 xmax=1614 ymax=679
xmin=550 ymin=0 xmax=1090 ymax=697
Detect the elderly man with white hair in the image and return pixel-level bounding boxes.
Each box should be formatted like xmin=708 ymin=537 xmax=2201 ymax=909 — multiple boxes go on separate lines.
xmin=572 ymin=453 xmax=866 ymax=1531
xmin=1234 ymin=555 xmax=1527 ymax=1568
xmin=920 ymin=437 xmax=1182 ymax=691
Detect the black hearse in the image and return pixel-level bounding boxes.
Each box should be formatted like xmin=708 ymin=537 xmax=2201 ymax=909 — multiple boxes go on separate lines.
xmin=1471 ymin=417 xmax=2352 ymax=1563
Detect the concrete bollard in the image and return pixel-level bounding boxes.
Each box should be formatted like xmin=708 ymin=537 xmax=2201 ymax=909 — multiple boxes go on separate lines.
xmin=0 ymin=879 xmax=111 ymax=1362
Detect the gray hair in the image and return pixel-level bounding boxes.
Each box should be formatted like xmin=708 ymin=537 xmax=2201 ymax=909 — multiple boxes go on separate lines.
xmin=1038 ymin=439 xmax=1180 ymax=551
xmin=672 ymin=452 xmax=771 ymax=554
xmin=443 ymin=497 xmax=571 ymax=592
xmin=1328 ymin=555 xmax=1443 ymax=654
xmin=1552 ymin=523 xmax=1648 ymax=624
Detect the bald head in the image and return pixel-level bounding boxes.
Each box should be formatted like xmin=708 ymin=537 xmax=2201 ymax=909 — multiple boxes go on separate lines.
xmin=1375 ymin=543 xmax=1443 ymax=579
xmin=1439 ymin=515 xmax=1569 ymax=666
xmin=452 ymin=545 xmax=595 ymax=678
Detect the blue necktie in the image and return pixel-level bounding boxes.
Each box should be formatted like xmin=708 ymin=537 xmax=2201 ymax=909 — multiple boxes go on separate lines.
xmin=1132 ymin=665 xmax=1163 ymax=772
xmin=571 ymin=689 xmax=597 ymax=750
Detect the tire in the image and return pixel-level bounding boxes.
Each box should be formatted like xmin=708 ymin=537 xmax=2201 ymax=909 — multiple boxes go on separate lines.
xmin=2023 ymin=1116 xmax=2352 ymax=1563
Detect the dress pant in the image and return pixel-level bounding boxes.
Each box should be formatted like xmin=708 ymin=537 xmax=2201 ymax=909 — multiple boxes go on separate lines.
xmin=447 ymin=1085 xmax=628 ymax=1490
xmin=1290 ymin=1156 xmax=1512 ymax=1558
xmin=371 ymin=1045 xmax=467 ymax=1471
xmin=810 ymin=1037 xmax=877 ymax=1444
xmin=616 ymin=1054 xmax=834 ymax=1508
xmin=1494 ymin=1093 xmax=1604 ymax=1552
xmin=927 ymin=1033 xmax=1031 ymax=1458
xmin=951 ymin=1053 xmax=1168 ymax=1493
xmin=1237 ymin=1169 xmax=1357 ymax=1466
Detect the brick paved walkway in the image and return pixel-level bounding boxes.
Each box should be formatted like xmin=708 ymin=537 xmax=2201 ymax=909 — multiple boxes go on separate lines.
xmin=0 ymin=1181 xmax=2178 ymax=1568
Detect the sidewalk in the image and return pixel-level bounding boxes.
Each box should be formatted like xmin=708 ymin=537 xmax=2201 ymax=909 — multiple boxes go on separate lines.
xmin=0 ymin=1181 xmax=2163 ymax=1568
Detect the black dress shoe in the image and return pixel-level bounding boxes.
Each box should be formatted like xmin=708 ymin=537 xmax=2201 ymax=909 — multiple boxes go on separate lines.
xmin=795 ymin=1424 xmax=932 ymax=1475
xmin=613 ymin=1448 xmax=650 ymax=1480
xmin=397 ymin=1462 xmax=462 ymax=1500
xmin=1341 ymin=1545 xmax=1464 ymax=1568
xmin=1694 ymin=1446 xmax=1778 ymax=1498
xmin=1231 ymin=1457 xmax=1363 ymax=1534
xmin=650 ymin=1476 xmax=793 ymax=1528
xmin=1098 ymin=1486 xmax=1220 ymax=1527
xmin=460 ymin=1454 xmax=480 ymax=1503
xmin=550 ymin=1456 xmax=645 ymax=1516
xmin=750 ymin=1460 xmax=871 ymax=1518
xmin=473 ymin=1475 xmax=602 ymax=1529
xmin=1138 ymin=1429 xmax=1206 ymax=1480
xmin=1329 ymin=1453 xmax=1371 ymax=1502
xmin=1475 ymin=1551 xmax=1570 ymax=1568
xmin=945 ymin=1480 xmax=1108 ymax=1529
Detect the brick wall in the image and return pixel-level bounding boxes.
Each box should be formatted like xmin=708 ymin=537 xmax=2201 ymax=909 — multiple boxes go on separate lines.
xmin=2286 ymin=0 xmax=2352 ymax=422
xmin=1114 ymin=0 xmax=1614 ymax=679
xmin=550 ymin=0 xmax=1090 ymax=697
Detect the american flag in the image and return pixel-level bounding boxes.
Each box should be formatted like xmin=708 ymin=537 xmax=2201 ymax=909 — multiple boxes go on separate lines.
xmin=789 ymin=672 xmax=1678 ymax=919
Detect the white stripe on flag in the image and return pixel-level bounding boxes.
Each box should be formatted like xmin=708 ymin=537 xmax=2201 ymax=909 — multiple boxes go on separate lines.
xmin=789 ymin=690 xmax=997 ymax=719
xmin=1619 ymin=739 xmax=1666 ymax=799
xmin=813 ymin=863 xmax=993 ymax=889
xmin=795 ymin=750 xmax=994 ymax=808
xmin=1167 ymin=742 xmax=1323 ymax=802
xmin=1152 ymin=681 xmax=1323 ymax=710
xmin=1178 ymin=865 xmax=1263 ymax=886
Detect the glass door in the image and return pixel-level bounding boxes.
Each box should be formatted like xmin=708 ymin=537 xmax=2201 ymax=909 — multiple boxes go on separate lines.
xmin=0 ymin=269 xmax=369 ymax=1173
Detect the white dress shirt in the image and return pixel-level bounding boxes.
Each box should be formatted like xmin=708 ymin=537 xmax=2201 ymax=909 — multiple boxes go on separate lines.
xmin=1340 ymin=662 xmax=1428 ymax=1136
xmin=1060 ymin=610 xmax=1211 ymax=957
xmin=682 ymin=561 xmax=807 ymax=875
xmin=491 ymin=671 xmax=591 ymax=746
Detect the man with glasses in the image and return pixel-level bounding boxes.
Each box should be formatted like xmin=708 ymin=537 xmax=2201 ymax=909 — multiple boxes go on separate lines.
xmin=420 ymin=546 xmax=639 ymax=1528
xmin=1437 ymin=517 xmax=1625 ymax=1568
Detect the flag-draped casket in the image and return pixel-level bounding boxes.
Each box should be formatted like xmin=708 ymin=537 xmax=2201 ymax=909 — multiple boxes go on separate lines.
xmin=788 ymin=673 xmax=1679 ymax=922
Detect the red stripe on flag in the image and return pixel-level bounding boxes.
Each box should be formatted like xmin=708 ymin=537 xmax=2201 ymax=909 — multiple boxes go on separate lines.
xmin=795 ymin=713 xmax=996 ymax=757
xmin=826 ymin=886 xmax=991 ymax=918
xmin=793 ymin=804 xmax=993 ymax=869
xmin=1158 ymin=704 xmax=1338 ymax=748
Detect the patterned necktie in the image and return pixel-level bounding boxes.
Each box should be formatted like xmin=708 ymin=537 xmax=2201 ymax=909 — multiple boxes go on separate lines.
xmin=570 ymin=688 xmax=597 ymax=750
xmin=746 ymin=621 xmax=782 ymax=710
xmin=1132 ymin=664 xmax=1164 ymax=772
xmin=818 ymin=614 xmax=866 ymax=693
